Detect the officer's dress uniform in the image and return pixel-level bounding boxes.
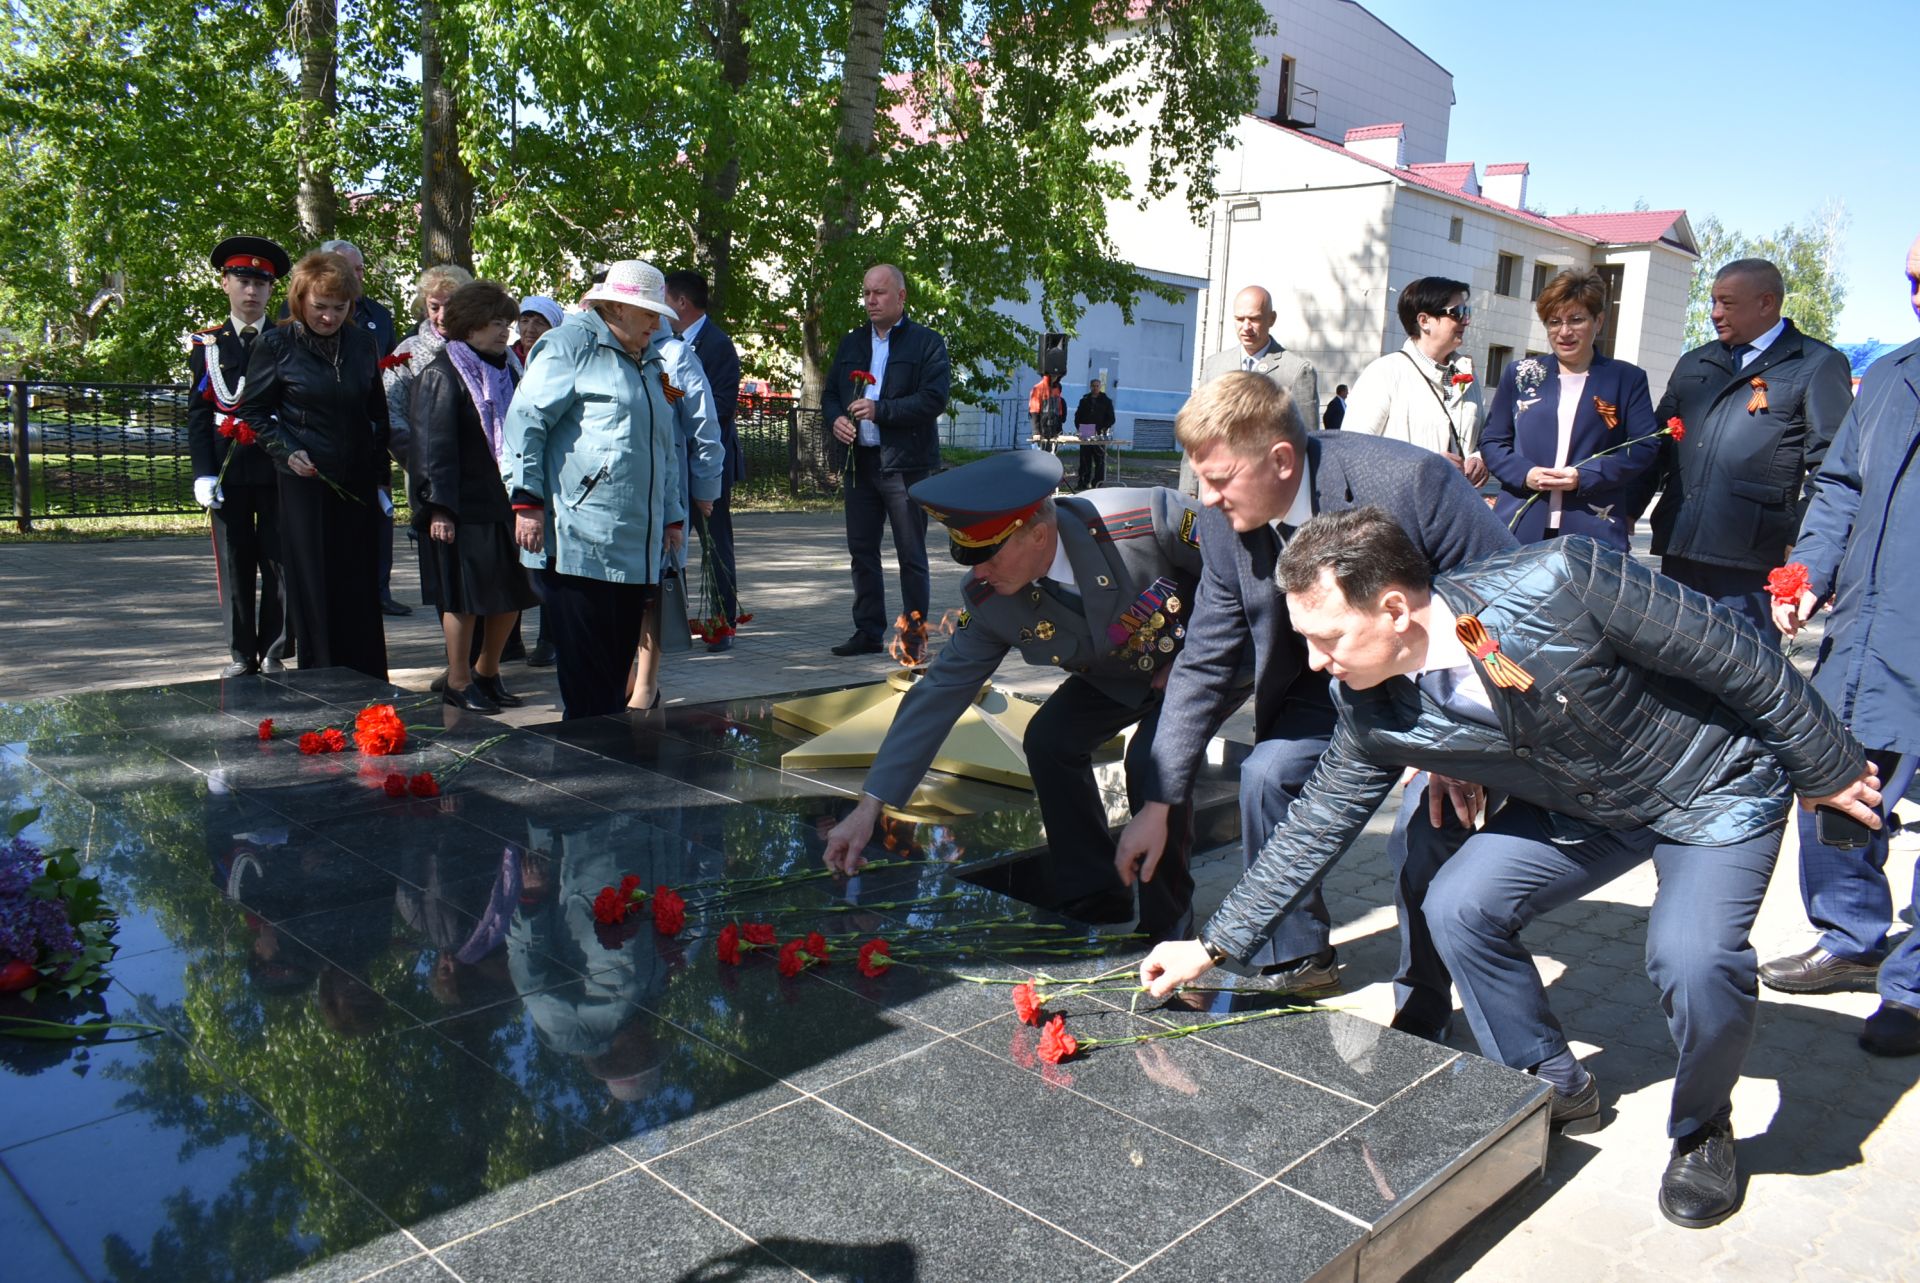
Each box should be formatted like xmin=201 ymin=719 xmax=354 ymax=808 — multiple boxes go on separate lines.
xmin=865 ymin=456 xmax=1205 ymax=936
xmin=189 ymin=316 xmax=292 ymax=672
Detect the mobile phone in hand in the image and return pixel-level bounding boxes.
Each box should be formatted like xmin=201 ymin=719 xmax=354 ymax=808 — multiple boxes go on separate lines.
xmin=1815 ymin=805 xmax=1875 ymax=850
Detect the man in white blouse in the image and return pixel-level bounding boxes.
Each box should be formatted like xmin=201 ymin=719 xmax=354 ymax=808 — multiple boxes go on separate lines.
xmin=1343 ymin=276 xmax=1488 ymax=485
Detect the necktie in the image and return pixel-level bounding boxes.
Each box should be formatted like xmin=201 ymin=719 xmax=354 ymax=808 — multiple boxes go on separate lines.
xmin=1041 ymin=578 xmax=1082 ymax=613
xmin=1418 ymin=668 xmax=1497 ymax=728
xmin=1728 ymin=342 xmax=1751 ymax=371
xmin=240 ymin=325 xmax=257 ymax=349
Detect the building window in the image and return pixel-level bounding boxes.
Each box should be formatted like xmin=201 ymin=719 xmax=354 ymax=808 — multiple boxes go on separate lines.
xmin=1495 ymin=253 xmax=1522 ymax=298
xmin=1138 ymin=319 xmax=1184 ymax=364
xmin=1486 ymin=345 xmax=1513 ymax=386
xmin=1531 ymin=263 xmax=1554 ymax=301
xmin=1277 ymin=55 xmax=1296 ymax=121
xmin=1595 ymin=265 xmax=1626 ymax=360
xmin=1448 ymin=217 xmax=1463 ymax=244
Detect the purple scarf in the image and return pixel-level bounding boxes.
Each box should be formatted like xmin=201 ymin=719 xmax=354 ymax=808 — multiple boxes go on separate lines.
xmin=446 ymin=340 xmax=515 ymax=459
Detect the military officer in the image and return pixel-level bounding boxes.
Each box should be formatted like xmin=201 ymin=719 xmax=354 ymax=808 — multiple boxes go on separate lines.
xmin=821 ymin=451 xmax=1205 ymax=940
xmin=188 ymin=234 xmax=294 ymax=678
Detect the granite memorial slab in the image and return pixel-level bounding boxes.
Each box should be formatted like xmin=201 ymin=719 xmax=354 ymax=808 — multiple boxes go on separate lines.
xmin=0 ymin=671 xmax=1548 ymax=1282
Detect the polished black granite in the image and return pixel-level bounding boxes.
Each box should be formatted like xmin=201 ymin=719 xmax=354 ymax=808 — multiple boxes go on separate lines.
xmin=0 ymin=671 xmax=1546 ymax=1281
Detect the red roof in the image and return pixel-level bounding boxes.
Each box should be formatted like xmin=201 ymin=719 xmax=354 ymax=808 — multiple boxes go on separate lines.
xmin=1256 ymin=119 xmax=1684 ymax=246
xmin=1406 ymin=162 xmax=1475 ymax=192
xmin=1552 ymin=211 xmax=1686 ymax=244
xmin=1343 ymin=122 xmax=1405 ymax=142
xmin=1484 ymin=162 xmax=1530 ymax=176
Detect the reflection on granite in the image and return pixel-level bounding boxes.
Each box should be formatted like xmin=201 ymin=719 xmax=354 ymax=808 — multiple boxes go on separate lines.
xmin=1123 ymin=1183 xmax=1364 ymax=1283
xmin=0 ymin=674 xmax=1546 ymax=1282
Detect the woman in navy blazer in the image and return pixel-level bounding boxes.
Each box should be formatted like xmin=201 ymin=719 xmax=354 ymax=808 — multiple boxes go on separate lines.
xmin=1481 ymin=269 xmax=1660 ymax=548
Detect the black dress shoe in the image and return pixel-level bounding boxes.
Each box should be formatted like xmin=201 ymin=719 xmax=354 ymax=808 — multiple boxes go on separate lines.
xmin=1758 ymin=945 xmax=1881 ymax=994
xmin=1388 ymin=1009 xmax=1454 ymax=1044
xmin=260 ymin=657 xmax=287 ymax=674
xmin=430 ymin=672 xmax=448 ymax=693
xmin=443 ymin=684 xmax=500 ymax=713
xmin=831 ymin=634 xmax=885 ymax=657
xmin=526 ymin=642 xmax=556 ymax=668
xmin=1546 ymin=1070 xmax=1602 ymax=1133
xmin=1250 ymin=948 xmax=1340 ymax=996
xmin=219 ymin=660 xmax=255 ymax=679
xmin=473 ymin=673 xmax=523 ymax=708
xmin=1659 ymin=1118 xmax=1739 ymax=1228
xmin=1860 ymin=1000 xmax=1920 ymax=1056
xmin=380 ymin=596 xmax=413 ymax=617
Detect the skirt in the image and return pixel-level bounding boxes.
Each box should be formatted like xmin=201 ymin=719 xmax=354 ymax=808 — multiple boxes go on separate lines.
xmin=418 ymin=519 xmax=540 ymax=617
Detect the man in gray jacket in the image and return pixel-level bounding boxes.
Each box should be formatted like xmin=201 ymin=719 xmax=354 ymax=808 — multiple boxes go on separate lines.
xmin=1179 ymin=284 xmax=1318 ymax=496
xmin=822 ymin=451 xmax=1204 ymax=938
xmin=1140 ymin=510 xmax=1878 ymax=1229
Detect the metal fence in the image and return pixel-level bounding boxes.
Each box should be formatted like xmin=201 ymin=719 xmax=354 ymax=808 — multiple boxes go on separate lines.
xmin=2 ymin=382 xmax=848 ymax=530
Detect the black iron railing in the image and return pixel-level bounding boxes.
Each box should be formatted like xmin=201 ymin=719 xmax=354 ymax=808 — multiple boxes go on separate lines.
xmin=2 ymin=383 xmax=847 ymax=530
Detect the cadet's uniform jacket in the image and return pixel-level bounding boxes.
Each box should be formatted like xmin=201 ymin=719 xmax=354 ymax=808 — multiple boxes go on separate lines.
xmin=187 ymin=320 xmax=278 ymax=487
xmin=863 ymin=487 xmax=1204 ymax=806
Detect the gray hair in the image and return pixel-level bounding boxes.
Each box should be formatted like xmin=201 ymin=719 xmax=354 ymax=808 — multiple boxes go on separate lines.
xmin=1714 ymin=257 xmax=1786 ymax=300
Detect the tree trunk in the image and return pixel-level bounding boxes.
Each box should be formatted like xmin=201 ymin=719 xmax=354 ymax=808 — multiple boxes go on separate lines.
xmin=289 ymin=0 xmax=339 ymax=241
xmin=802 ymin=0 xmax=889 ymax=404
xmin=420 ymin=0 xmax=474 ymax=271
xmin=693 ymin=0 xmax=750 ymax=316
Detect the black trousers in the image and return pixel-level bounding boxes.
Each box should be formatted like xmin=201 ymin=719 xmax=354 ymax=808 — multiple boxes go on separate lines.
xmin=277 ymin=473 xmax=387 ymax=680
xmin=700 ymin=475 xmax=740 ymax=623
xmin=844 ymin=449 xmax=930 ymax=643
xmin=1023 ymin=677 xmax=1195 ymax=939
xmin=1076 ymin=441 xmax=1106 ymax=490
xmin=541 ymin=567 xmax=654 ymax=719
xmin=211 ymin=480 xmax=291 ymax=665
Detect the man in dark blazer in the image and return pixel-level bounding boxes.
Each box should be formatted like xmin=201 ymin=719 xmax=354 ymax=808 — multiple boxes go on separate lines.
xmin=1644 ymin=257 xmax=1853 ymax=630
xmin=1140 ymin=511 xmax=1876 ymax=1228
xmin=1116 ymin=371 xmax=1513 ymax=1000
xmin=666 ymin=270 xmax=745 ymax=651
xmin=1321 ymin=383 xmax=1347 ymax=430
xmin=821 ymin=263 xmax=951 ymax=657
xmin=188 ymin=234 xmax=294 ymax=678
xmin=1760 ymin=239 xmax=1920 ymax=1056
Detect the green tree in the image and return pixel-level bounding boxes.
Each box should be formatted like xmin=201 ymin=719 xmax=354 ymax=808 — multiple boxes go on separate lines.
xmin=1685 ymin=201 xmax=1848 ymax=348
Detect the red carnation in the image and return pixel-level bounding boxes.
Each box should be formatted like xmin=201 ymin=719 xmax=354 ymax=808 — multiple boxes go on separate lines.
xmin=382 ymin=772 xmax=408 ymax=797
xmin=805 ymin=931 xmax=830 ymax=964
xmin=378 ymin=351 xmax=412 ymax=371
xmin=743 ymin=923 xmax=777 ymax=947
xmin=257 ymin=718 xmax=274 ymax=741
xmin=619 ymin=874 xmax=641 ymax=898
xmin=1011 ymin=981 xmax=1044 ymax=1026
xmin=593 ymin=886 xmax=628 ymax=925
xmin=735 ymin=612 xmax=754 ymax=625
xmin=850 ymin=369 xmax=878 ymax=388
xmin=408 ymin=772 xmax=438 ymax=797
xmin=1766 ymin=562 xmax=1812 ymax=606
xmin=717 ymin=923 xmax=742 ymax=965
xmin=1037 ymin=1014 xmax=1079 ymax=1064
xmin=298 ymin=731 xmax=324 ymax=755
xmin=1450 ymin=372 xmax=1474 ymax=387
xmin=1665 ymin=416 xmax=1686 ymax=443
xmin=352 ymin=703 xmax=407 ymax=756
xmin=777 ymin=939 xmax=808 ymax=977
xmin=652 ymin=886 xmax=687 ymax=936
xmin=0 ymin=959 xmax=39 ymax=992
xmin=856 ymin=939 xmax=892 ymax=978
xmin=320 ymin=727 xmax=347 ymax=753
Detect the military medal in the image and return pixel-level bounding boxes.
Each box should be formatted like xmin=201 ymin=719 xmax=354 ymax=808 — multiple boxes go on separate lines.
xmin=1164 ymin=595 xmax=1181 ymax=615
xmin=1035 ymin=620 xmax=1055 ymax=641
xmin=1137 ymin=655 xmax=1154 ymax=671
xmin=1158 ymin=636 xmax=1175 ymax=652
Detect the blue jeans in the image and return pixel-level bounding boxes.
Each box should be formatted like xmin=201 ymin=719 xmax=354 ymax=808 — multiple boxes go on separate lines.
xmin=1422 ymin=799 xmax=1782 ymax=1136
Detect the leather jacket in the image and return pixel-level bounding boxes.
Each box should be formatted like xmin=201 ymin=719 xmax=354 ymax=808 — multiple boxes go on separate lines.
xmin=408 ymin=351 xmax=513 ymax=525
xmin=1202 ymin=537 xmax=1864 ymax=963
xmin=241 ymin=322 xmax=391 ymax=494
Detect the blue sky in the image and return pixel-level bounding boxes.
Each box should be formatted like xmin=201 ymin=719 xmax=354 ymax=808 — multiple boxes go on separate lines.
xmin=1362 ymin=0 xmax=1918 ymax=345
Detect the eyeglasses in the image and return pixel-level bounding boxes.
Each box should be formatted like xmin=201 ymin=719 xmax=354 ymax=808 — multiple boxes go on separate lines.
xmin=1438 ymin=304 xmax=1472 ymax=322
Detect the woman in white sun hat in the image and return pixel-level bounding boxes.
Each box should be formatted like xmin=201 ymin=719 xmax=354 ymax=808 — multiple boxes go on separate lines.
xmin=502 ymin=259 xmax=687 ymax=719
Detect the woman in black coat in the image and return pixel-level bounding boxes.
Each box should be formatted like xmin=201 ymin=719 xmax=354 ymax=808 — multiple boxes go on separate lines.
xmin=241 ymin=251 xmax=391 ymax=680
xmin=409 ymin=282 xmax=538 ymax=712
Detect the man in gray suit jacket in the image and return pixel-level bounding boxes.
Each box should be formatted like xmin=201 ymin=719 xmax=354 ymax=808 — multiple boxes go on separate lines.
xmin=822 ymin=451 xmax=1206 ymax=939
xmin=1118 ymin=372 xmax=1513 ymax=1002
xmin=1179 ymin=284 xmax=1319 ymax=496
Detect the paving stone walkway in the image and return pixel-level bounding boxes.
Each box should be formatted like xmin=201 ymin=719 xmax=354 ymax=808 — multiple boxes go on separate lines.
xmin=2 ymin=519 xmax=1916 ymax=1281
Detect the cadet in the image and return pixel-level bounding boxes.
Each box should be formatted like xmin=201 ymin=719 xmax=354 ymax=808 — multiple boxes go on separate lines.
xmin=188 ymin=235 xmax=294 ymax=678
xmin=821 ymin=451 xmax=1205 ymax=940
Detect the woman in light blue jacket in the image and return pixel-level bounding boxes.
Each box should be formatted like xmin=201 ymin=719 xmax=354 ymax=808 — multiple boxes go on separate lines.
xmin=503 ymin=260 xmax=685 ymax=718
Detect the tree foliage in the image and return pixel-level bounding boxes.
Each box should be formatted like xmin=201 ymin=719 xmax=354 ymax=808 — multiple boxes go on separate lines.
xmin=1685 ymin=202 xmax=1848 ymax=348
xmin=0 ymin=0 xmax=1268 ymax=398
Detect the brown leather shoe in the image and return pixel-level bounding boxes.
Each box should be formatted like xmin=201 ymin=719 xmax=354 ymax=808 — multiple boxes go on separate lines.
xmin=1758 ymin=945 xmax=1880 ymax=994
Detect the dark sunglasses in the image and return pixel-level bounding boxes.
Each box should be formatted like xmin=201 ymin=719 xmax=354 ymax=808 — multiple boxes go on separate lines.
xmin=1437 ymin=303 xmax=1472 ymax=321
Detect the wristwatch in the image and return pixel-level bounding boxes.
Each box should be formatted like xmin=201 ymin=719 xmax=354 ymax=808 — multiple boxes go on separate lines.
xmin=1199 ymin=935 xmax=1231 ymax=967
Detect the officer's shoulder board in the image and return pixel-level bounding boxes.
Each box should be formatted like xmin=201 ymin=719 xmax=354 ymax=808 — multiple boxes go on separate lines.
xmin=191 ymin=326 xmax=223 ymax=345
xmin=963 ymin=577 xmax=994 ymax=606
xmin=1089 ymin=505 xmax=1154 ymax=543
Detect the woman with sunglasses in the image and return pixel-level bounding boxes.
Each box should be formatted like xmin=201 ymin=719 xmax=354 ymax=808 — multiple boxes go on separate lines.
xmin=1343 ymin=276 xmax=1488 ymax=484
